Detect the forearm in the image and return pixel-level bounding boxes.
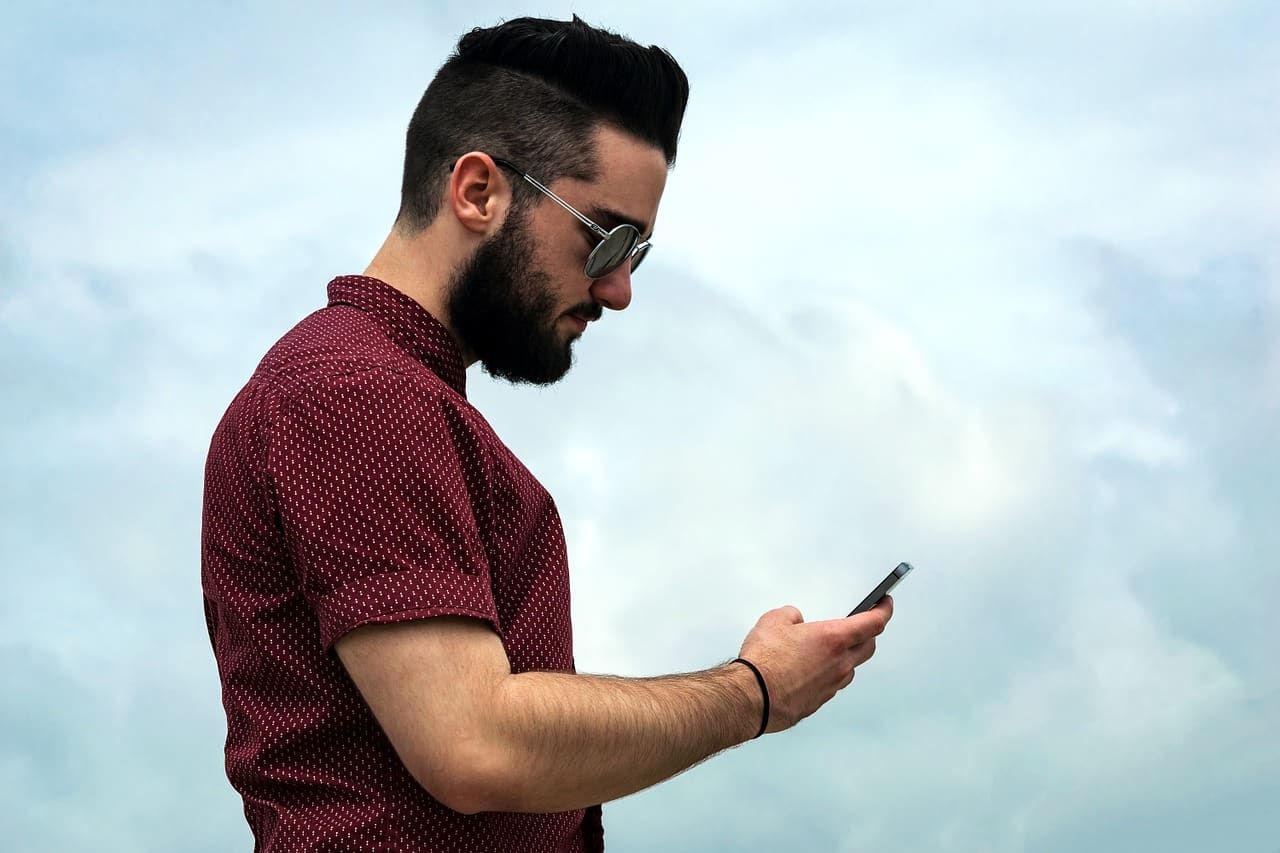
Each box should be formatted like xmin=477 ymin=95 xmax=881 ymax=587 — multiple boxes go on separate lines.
xmin=480 ymin=661 xmax=761 ymax=813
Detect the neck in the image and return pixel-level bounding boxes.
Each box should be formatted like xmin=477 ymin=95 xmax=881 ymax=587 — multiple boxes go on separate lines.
xmin=362 ymin=221 xmax=478 ymax=366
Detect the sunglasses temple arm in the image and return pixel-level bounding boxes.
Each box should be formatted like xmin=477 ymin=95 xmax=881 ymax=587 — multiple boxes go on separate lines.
xmin=518 ymin=174 xmax=612 ymax=239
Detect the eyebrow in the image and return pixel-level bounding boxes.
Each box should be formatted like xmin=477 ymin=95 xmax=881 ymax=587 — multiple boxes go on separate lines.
xmin=588 ymin=205 xmax=653 ymax=242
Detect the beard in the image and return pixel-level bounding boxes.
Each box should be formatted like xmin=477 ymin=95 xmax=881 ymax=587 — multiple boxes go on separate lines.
xmin=445 ymin=208 xmax=586 ymax=386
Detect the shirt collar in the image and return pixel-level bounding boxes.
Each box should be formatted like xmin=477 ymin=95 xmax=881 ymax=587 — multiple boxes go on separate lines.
xmin=326 ymin=275 xmax=468 ymax=397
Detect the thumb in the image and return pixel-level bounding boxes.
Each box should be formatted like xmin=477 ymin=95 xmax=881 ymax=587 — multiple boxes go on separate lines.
xmin=757 ymin=604 xmax=805 ymax=628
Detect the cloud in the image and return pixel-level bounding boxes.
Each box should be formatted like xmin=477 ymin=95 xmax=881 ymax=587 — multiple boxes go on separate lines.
xmin=3 ymin=2 xmax=1277 ymax=851
xmin=0 ymin=643 xmax=249 ymax=851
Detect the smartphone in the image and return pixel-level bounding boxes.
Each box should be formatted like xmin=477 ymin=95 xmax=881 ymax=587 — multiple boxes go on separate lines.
xmin=847 ymin=562 xmax=913 ymax=616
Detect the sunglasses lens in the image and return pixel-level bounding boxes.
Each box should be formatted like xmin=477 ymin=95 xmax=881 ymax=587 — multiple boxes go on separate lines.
xmin=585 ymin=226 xmax=639 ymax=278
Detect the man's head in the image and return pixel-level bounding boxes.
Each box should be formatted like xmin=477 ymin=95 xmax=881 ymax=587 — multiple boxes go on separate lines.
xmin=395 ymin=16 xmax=689 ymax=384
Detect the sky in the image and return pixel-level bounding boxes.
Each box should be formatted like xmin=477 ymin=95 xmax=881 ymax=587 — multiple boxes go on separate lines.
xmin=1 ymin=1 xmax=1277 ymax=850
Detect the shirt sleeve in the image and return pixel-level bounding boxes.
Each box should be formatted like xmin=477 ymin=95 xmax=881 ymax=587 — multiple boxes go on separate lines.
xmin=267 ymin=366 xmax=499 ymax=651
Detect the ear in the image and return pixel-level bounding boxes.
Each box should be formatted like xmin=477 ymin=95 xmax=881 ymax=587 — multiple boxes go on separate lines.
xmin=447 ymin=152 xmax=512 ymax=236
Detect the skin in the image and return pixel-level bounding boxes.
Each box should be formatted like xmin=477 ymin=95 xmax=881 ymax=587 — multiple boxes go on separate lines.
xmin=337 ymin=121 xmax=896 ymax=816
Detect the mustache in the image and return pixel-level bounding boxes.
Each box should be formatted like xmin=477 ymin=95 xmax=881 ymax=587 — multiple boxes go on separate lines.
xmin=569 ymin=302 xmax=604 ymax=322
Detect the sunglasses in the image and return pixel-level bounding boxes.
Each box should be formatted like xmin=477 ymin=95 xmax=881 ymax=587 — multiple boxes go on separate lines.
xmin=452 ymin=156 xmax=652 ymax=279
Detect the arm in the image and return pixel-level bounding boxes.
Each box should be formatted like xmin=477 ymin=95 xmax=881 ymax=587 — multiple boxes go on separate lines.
xmin=336 ymin=615 xmax=760 ymax=815
xmin=336 ymin=600 xmax=891 ymax=815
xmin=488 ymin=662 xmax=761 ymax=813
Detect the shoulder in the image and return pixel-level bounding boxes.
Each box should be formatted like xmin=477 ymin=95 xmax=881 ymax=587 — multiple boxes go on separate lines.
xmin=248 ymin=309 xmax=491 ymax=455
xmin=256 ymin=305 xmax=420 ymax=385
xmin=248 ymin=308 xmax=444 ymax=409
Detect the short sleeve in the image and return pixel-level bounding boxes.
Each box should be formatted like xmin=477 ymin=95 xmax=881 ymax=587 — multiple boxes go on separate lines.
xmin=268 ymin=367 xmax=499 ymax=650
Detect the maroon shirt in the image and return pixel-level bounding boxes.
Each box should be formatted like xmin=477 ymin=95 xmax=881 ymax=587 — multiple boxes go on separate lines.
xmin=202 ymin=275 xmax=603 ymax=852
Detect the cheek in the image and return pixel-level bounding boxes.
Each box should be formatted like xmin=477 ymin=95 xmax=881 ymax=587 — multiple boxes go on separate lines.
xmin=531 ymin=218 xmax=591 ymax=282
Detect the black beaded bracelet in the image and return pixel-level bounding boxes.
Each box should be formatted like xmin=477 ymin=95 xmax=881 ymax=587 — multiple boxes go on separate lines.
xmin=732 ymin=657 xmax=770 ymax=739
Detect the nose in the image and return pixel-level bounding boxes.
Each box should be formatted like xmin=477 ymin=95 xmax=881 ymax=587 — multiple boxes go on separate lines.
xmin=588 ymin=261 xmax=633 ymax=312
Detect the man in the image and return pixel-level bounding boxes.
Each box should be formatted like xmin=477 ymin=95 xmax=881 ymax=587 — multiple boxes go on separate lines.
xmin=202 ymin=16 xmax=893 ymax=852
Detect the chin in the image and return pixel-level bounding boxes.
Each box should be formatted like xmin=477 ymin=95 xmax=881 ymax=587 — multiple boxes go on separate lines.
xmin=479 ymin=347 xmax=574 ymax=386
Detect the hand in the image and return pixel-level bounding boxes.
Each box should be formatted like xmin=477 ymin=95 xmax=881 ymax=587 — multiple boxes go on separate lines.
xmin=737 ymin=595 xmax=893 ymax=734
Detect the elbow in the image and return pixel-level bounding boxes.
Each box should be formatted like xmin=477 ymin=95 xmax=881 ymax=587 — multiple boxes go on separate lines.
xmin=407 ymin=740 xmax=516 ymax=816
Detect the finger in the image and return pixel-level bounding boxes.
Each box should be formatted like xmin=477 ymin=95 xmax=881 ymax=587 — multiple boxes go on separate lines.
xmin=848 ymin=636 xmax=877 ymax=667
xmin=835 ymin=609 xmax=889 ymax=645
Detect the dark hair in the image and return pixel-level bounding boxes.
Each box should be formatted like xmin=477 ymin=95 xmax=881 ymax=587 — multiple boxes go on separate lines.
xmin=396 ymin=15 xmax=690 ymax=231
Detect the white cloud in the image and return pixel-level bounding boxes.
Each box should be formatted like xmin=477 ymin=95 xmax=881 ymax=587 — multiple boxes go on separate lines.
xmin=4 ymin=2 xmax=1277 ymax=850
xmin=1082 ymin=420 xmax=1190 ymax=468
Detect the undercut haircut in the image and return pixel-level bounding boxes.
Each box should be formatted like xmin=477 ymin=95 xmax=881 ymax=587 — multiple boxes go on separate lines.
xmin=397 ymin=15 xmax=690 ymax=232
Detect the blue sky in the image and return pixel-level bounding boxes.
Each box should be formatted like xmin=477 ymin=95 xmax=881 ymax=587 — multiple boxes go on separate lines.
xmin=2 ymin=1 xmax=1277 ymax=851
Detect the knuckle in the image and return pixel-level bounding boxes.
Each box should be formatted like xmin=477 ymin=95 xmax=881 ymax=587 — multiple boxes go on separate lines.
xmin=850 ymin=623 xmax=874 ymax=646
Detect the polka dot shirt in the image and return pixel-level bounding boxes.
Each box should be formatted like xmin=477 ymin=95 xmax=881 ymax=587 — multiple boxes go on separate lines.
xmin=201 ymin=275 xmax=603 ymax=851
